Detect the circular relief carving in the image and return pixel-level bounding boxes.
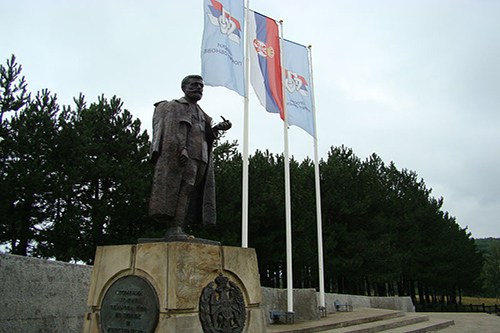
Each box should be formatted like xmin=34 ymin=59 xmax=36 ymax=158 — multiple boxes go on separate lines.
xmin=100 ymin=275 xmax=159 ymax=333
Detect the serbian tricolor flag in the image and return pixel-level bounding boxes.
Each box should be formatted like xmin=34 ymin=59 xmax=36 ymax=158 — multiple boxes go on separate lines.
xmin=201 ymin=0 xmax=245 ymax=97
xmin=248 ymin=10 xmax=284 ymax=116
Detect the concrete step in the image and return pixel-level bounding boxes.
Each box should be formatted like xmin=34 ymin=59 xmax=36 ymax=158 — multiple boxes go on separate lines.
xmin=267 ymin=308 xmax=406 ymax=333
xmin=331 ymin=314 xmax=431 ymax=332
xmin=381 ymin=317 xmax=455 ymax=333
xmin=266 ymin=309 xmax=456 ymax=333
xmin=319 ymin=311 xmax=407 ymax=331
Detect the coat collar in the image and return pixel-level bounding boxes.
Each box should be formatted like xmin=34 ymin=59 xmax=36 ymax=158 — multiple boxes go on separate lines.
xmin=176 ymin=97 xmax=196 ymax=105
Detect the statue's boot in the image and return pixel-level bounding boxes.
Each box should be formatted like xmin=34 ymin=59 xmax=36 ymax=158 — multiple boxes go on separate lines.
xmin=138 ymin=215 xmax=220 ymax=245
xmin=163 ymin=226 xmax=189 ymax=240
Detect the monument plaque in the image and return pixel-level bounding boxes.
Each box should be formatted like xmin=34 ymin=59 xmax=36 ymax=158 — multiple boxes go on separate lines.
xmin=100 ymin=275 xmax=159 ymax=333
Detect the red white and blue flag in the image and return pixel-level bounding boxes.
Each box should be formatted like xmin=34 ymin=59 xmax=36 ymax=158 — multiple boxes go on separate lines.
xmin=283 ymin=39 xmax=316 ymax=137
xmin=201 ymin=0 xmax=245 ymax=97
xmin=248 ymin=10 xmax=284 ymax=116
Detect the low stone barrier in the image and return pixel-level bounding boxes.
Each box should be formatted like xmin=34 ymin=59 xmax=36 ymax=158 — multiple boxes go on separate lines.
xmin=323 ymin=292 xmax=415 ymax=314
xmin=260 ymin=287 xmax=415 ymax=324
xmin=0 ymin=253 xmax=415 ymax=331
xmin=261 ymin=287 xmax=319 ymax=323
xmin=0 ymin=253 xmax=92 ymax=332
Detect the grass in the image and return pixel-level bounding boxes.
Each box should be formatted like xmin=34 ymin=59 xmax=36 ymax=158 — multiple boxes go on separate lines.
xmin=461 ymin=296 xmax=499 ymax=306
xmin=414 ymin=295 xmax=499 ymax=306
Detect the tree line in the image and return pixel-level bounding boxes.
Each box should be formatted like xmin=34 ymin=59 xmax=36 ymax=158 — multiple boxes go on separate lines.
xmin=204 ymin=142 xmax=485 ymax=305
xmin=1 ymin=55 xmax=489 ymax=305
xmin=0 ymin=55 xmax=152 ymax=261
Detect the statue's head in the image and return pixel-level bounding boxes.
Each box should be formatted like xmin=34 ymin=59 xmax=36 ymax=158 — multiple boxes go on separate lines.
xmin=182 ymin=75 xmax=204 ymax=102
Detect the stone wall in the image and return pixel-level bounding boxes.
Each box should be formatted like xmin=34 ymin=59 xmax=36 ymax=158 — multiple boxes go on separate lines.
xmin=260 ymin=287 xmax=415 ymax=324
xmin=261 ymin=287 xmax=319 ymax=323
xmin=323 ymin=292 xmax=415 ymax=314
xmin=0 ymin=253 xmax=414 ymax=331
xmin=0 ymin=253 xmax=92 ymax=333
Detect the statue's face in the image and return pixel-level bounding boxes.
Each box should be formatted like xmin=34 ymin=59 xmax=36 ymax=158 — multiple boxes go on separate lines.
xmin=184 ymin=78 xmax=204 ymax=102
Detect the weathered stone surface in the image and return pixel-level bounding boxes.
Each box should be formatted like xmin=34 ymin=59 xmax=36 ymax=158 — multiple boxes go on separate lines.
xmin=167 ymin=242 xmax=221 ymax=309
xmin=82 ymin=312 xmax=99 ymax=333
xmin=371 ymin=295 xmax=414 ymax=312
xmin=261 ymin=287 xmax=319 ymax=323
xmin=87 ymin=244 xmax=134 ymax=307
xmin=84 ymin=242 xmax=267 ymax=332
xmin=246 ymin=307 xmax=268 ymax=332
xmin=323 ymin=293 xmax=415 ymax=313
xmin=261 ymin=288 xmax=415 ymax=324
xmin=157 ymin=313 xmax=203 ymax=332
xmin=222 ymin=246 xmax=262 ymax=305
xmin=0 ymin=253 xmax=92 ymax=333
xmin=1 ymin=252 xmax=418 ymax=332
xmin=294 ymin=289 xmax=320 ymax=320
xmin=135 ymin=242 xmax=169 ymax=309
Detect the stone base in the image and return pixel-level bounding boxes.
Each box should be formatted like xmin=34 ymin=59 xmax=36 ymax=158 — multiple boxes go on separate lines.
xmin=82 ymin=242 xmax=267 ymax=332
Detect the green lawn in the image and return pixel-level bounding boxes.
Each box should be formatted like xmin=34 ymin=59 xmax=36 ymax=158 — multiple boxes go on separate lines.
xmin=461 ymin=296 xmax=499 ymax=306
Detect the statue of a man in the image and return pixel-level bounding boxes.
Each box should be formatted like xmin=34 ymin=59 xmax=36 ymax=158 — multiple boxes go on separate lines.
xmin=148 ymin=75 xmax=232 ymax=240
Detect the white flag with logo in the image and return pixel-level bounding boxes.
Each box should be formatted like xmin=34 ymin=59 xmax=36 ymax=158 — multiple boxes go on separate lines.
xmin=201 ymin=0 xmax=245 ymax=97
xmin=284 ymin=39 xmax=315 ymax=137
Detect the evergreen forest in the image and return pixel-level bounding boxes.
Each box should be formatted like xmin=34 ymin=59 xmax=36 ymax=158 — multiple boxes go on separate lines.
xmin=1 ymin=55 xmax=497 ymax=306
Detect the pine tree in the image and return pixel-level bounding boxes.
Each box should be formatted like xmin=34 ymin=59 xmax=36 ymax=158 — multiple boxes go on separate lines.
xmin=0 ymin=89 xmax=59 ymax=255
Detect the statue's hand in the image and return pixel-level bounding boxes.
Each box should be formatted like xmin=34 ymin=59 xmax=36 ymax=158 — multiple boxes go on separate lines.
xmin=214 ymin=116 xmax=232 ymax=131
xmin=179 ymin=148 xmax=188 ymax=166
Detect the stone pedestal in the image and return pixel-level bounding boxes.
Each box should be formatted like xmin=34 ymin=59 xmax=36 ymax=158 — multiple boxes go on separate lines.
xmin=82 ymin=242 xmax=267 ymax=332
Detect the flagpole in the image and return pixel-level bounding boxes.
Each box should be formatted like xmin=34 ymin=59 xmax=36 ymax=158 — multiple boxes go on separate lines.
xmin=308 ymin=45 xmax=325 ymax=309
xmin=279 ymin=20 xmax=294 ymax=315
xmin=242 ymin=0 xmax=250 ymax=248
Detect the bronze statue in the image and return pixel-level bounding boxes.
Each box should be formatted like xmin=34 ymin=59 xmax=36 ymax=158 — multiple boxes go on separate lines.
xmin=148 ymin=75 xmax=232 ymax=241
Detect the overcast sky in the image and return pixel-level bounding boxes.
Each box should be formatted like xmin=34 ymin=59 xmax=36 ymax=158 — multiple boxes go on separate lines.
xmin=2 ymin=0 xmax=499 ymax=239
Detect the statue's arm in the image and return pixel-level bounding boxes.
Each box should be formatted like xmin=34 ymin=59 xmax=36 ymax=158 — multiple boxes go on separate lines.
xmin=212 ymin=116 xmax=232 ymax=135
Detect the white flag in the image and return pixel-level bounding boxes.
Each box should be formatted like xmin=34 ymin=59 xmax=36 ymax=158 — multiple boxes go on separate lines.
xmin=283 ymin=39 xmax=315 ymax=137
xmin=201 ymin=0 xmax=245 ymax=97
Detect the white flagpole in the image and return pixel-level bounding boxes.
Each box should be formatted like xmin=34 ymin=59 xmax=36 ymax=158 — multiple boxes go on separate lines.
xmin=241 ymin=0 xmax=250 ymax=248
xmin=279 ymin=20 xmax=294 ymax=314
xmin=308 ymin=45 xmax=325 ymax=309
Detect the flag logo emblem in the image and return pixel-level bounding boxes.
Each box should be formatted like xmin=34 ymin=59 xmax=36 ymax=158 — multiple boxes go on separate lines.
xmin=253 ymin=39 xmax=275 ymax=58
xmin=285 ymin=70 xmax=308 ymax=97
xmin=206 ymin=0 xmax=242 ymax=44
